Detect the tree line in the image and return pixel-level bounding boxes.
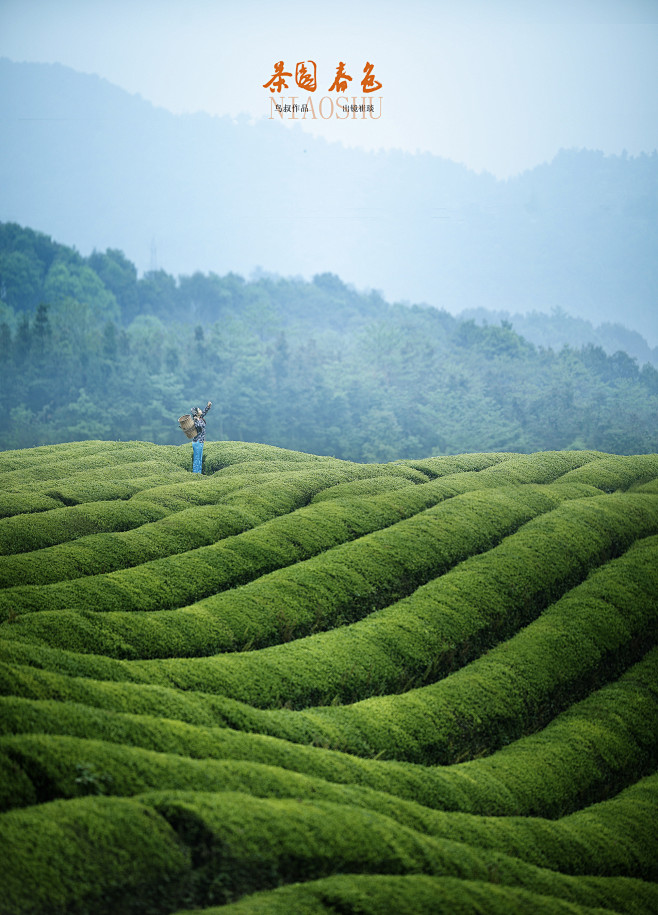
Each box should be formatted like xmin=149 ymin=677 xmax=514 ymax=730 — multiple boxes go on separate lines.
xmin=1 ymin=222 xmax=657 ymax=459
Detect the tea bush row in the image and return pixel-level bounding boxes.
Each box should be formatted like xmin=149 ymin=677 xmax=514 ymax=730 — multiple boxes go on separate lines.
xmin=0 ymin=469 xmax=278 ymax=555
xmin=0 ymin=497 xmax=278 ymax=585
xmin=126 ymin=464 xmax=366 ymax=512
xmin=447 ymin=450 xmax=602 ymax=484
xmin=631 ymin=478 xmax=658 ymax=493
xmin=0 ymin=439 xmax=106 ymax=472
xmin=445 ymin=644 xmax=658 ymax=817
xmin=560 ymin=453 xmax=658 ymax=492
xmin=0 ymin=794 xmax=191 ymax=915
xmin=135 ymin=786 xmax=657 ymax=902
xmin=171 ymin=874 xmax=658 ymax=915
xmin=0 ymin=463 xmax=426 ymax=585
xmin=0 ymin=438 xmax=331 ymax=483
xmin=0 ymin=464 xmax=433 ymax=617
xmin=4 ymin=486 xmax=639 ymax=676
xmin=309 ymin=474 xmax=417 ymax=502
xmin=0 ymin=498 xmax=173 ymax=556
xmin=0 ymin=440 xmax=350 ymax=523
xmin=42 ymin=463 xmax=191 ymax=502
xmin=2 ymin=471 xmax=544 ymax=611
xmin=199 ymin=440 xmax=344 ymax=471
xmin=0 ymin=448 xmax=632 ymax=544
xmin=196 ymin=533 xmax=658 ymax=763
xmin=2 ymin=530 xmax=657 ymax=774
xmin=2 ymin=646 xmax=656 ymax=818
xmin=398 ymin=450 xmax=601 ymax=481
xmin=5 ymin=448 xmax=598 ymax=571
xmin=0 ymin=472 xmax=190 ymax=517
xmin=3 ymin=466 xmax=426 ymax=620
xmin=0 ymin=439 xmax=187 ymax=476
xmin=5 ymin=498 xmax=658 ymax=704
xmin=124 ymin=490 xmax=658 ymax=702
xmin=0 ymin=483 xmax=598 ymax=651
xmin=1 ymin=786 xmax=657 ymax=915
xmin=0 ymin=445 xmax=616 ymax=545
xmin=1 ymin=444 xmax=656 ymax=915
xmin=3 ymin=643 xmax=657 ymax=817
xmin=0 ymin=491 xmax=67 ymax=519
xmin=147 ymin=773 xmax=658 ymax=880
xmin=3 ymin=457 xmax=191 ymax=498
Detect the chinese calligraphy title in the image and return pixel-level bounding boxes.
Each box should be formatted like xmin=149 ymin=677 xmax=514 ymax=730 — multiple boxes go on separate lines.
xmin=264 ymin=61 xmax=382 ymax=94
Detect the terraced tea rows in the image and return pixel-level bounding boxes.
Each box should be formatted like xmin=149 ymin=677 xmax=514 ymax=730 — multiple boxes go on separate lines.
xmin=1 ymin=440 xmax=657 ymax=915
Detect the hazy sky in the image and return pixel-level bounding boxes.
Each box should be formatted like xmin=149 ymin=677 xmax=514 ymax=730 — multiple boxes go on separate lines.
xmin=2 ymin=0 xmax=657 ymax=177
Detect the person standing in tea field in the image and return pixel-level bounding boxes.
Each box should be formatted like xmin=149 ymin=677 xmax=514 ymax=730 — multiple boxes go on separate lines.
xmin=191 ymin=401 xmax=212 ymax=472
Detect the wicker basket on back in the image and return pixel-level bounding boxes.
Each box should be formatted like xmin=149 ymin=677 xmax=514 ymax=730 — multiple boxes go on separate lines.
xmin=178 ymin=414 xmax=196 ymax=439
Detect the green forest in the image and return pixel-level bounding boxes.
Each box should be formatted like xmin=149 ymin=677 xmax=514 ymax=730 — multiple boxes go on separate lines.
xmin=1 ymin=221 xmax=657 ymax=460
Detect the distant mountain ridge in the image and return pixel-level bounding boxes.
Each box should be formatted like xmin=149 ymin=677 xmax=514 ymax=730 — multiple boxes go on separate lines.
xmin=1 ymin=57 xmax=656 ymax=345
xmin=460 ymin=307 xmax=658 ymax=367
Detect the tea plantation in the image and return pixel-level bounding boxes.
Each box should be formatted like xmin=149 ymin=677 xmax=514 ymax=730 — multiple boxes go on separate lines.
xmin=1 ymin=440 xmax=657 ymax=915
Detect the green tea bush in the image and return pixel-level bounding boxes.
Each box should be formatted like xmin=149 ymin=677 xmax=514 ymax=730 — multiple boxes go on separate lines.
xmin=444 ymin=645 xmax=658 ymax=817
xmin=0 ymin=454 xmax=191 ymax=506
xmin=1 ymin=468 xmax=405 ymax=585
xmin=172 ymin=873 xmax=658 ymax=915
xmin=559 ymin=453 xmax=658 ymax=492
xmin=3 ymin=707 xmax=657 ymax=849
xmin=2 ymin=443 xmax=658 ymax=915
xmin=629 ymin=477 xmax=658 ymax=493
xmin=2 ymin=644 xmax=657 ymax=824
xmin=0 ymin=440 xmax=184 ymax=475
xmin=0 ymin=491 xmax=66 ymax=519
xmin=377 ymin=452 xmax=512 ymax=478
xmin=199 ymin=440 xmax=337 ymax=471
xmin=133 ymin=790 xmax=553 ymax=904
xmin=124 ymin=489 xmax=658 ymax=703
xmin=5 ymin=676 xmax=658 ymax=828
xmin=0 ymin=469 xmax=537 ymax=616
xmin=1 ymin=466 xmax=419 ymax=616
xmin=0 ymin=498 xmax=170 ymax=555
xmin=0 ymin=745 xmax=37 ymax=810
xmin=1 ymin=647 xmax=656 ymax=827
xmin=0 ymin=481 xmax=596 ymax=650
xmin=5 ymin=785 xmax=653 ymax=915
xmin=42 ymin=469 xmax=191 ymax=505
xmin=0 ymin=732 xmax=438 ymax=811
xmin=0 ymin=451 xmax=184 ymax=490
xmin=0 ymin=441 xmax=95 ymax=472
xmin=0 ymin=795 xmax=191 ymax=915
xmin=310 ymin=475 xmax=417 ymax=502
xmin=466 ymin=450 xmax=603 ymax=484
xmin=196 ymin=532 xmax=658 ymax=763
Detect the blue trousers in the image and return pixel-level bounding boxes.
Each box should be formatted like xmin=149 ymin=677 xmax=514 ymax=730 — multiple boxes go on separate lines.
xmin=192 ymin=441 xmax=204 ymax=473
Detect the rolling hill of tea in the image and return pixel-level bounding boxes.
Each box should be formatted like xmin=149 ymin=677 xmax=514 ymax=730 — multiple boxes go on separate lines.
xmin=1 ymin=440 xmax=658 ymax=915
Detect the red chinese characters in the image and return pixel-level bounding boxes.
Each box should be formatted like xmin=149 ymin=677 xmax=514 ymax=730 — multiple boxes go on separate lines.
xmin=328 ymin=62 xmax=353 ymax=93
xmin=263 ymin=61 xmax=293 ymax=93
xmin=295 ymin=61 xmax=317 ymax=92
xmin=361 ymin=62 xmax=382 ymax=94
xmin=264 ymin=61 xmax=382 ymax=93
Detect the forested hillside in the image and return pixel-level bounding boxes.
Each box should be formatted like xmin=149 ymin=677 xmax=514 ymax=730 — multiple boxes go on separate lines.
xmin=1 ymin=441 xmax=657 ymax=914
xmin=1 ymin=222 xmax=657 ymax=459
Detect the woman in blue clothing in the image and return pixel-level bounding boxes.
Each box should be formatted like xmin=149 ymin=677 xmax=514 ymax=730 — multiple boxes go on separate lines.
xmin=191 ymin=401 xmax=212 ymax=473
